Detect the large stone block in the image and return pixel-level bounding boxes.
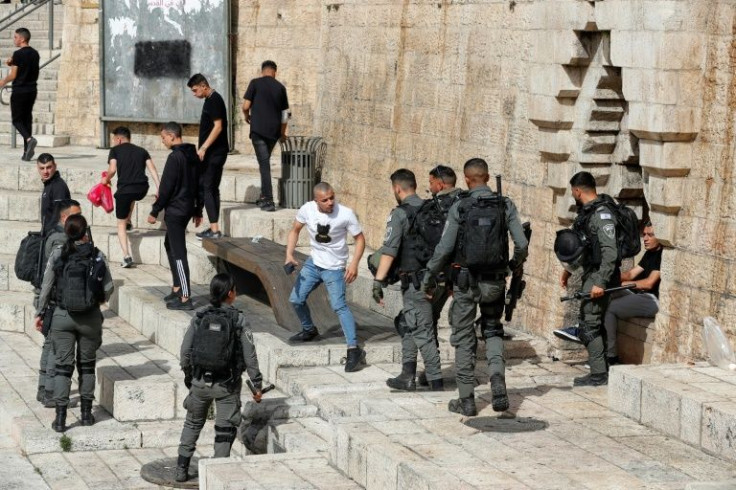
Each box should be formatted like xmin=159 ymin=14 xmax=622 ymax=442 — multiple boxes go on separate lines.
xmin=110 ymin=379 xmax=177 ymax=422
xmin=641 ymin=377 xmax=687 ymax=438
xmin=628 ymin=102 xmax=701 ymax=142
xmin=639 ymin=140 xmax=693 ymax=177
xmin=529 ymin=95 xmax=575 ymax=130
xmin=608 ymin=366 xmax=643 ymax=421
xmin=701 ymin=401 xmax=736 ymax=462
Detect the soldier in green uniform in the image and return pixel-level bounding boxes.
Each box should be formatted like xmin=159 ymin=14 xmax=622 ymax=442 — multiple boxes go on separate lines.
xmin=34 ymin=214 xmax=114 ymax=432
xmin=175 ymin=273 xmax=263 ymax=483
xmin=373 ymin=169 xmax=444 ymax=392
xmin=422 ymin=158 xmax=528 ymax=416
xmin=35 ymin=199 xmax=81 ymax=407
xmin=562 ymin=171 xmax=620 ymax=386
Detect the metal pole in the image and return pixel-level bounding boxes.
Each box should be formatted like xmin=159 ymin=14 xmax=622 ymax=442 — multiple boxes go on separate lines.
xmin=48 ymin=0 xmax=53 ymax=51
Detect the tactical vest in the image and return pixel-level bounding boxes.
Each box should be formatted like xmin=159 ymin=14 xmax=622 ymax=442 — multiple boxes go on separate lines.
xmin=190 ymin=306 xmax=245 ymax=380
xmin=454 ymin=194 xmax=509 ymax=272
xmin=54 ymin=243 xmax=106 ymax=313
xmin=398 ymin=199 xmax=447 ymax=272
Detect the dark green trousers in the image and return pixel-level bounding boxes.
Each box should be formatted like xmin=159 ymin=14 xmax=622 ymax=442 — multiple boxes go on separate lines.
xmin=579 ymin=276 xmax=611 ymax=375
xmin=400 ymin=284 xmax=442 ymax=381
xmin=51 ymin=308 xmax=103 ymax=407
xmin=448 ymin=280 xmax=505 ymax=399
xmin=178 ymin=378 xmax=242 ymax=459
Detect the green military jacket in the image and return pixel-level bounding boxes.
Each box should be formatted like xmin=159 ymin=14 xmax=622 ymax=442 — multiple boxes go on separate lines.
xmin=575 ymin=195 xmax=620 ymax=288
xmin=426 ymin=185 xmax=528 ymax=275
xmin=378 ymin=193 xmax=424 ymax=258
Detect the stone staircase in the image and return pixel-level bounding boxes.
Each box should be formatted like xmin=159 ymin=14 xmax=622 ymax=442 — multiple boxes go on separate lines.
xmin=0 ymin=150 xmax=734 ymax=488
xmin=0 ymin=1 xmax=68 ymax=148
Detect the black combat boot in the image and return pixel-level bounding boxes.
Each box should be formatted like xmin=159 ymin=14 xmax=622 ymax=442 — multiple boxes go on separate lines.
xmin=428 ymin=378 xmax=444 ymax=392
xmin=490 ymin=374 xmax=509 ymax=412
xmin=175 ymin=455 xmax=191 ymax=483
xmin=344 ymin=346 xmax=367 ymax=373
xmin=417 ymin=371 xmax=429 ymax=387
xmin=573 ymin=372 xmax=608 ymax=387
xmin=448 ymin=395 xmax=477 ymax=416
xmin=386 ymin=362 xmax=417 ymax=391
xmin=80 ymin=399 xmax=95 ymax=426
xmin=52 ymin=406 xmax=67 ymax=433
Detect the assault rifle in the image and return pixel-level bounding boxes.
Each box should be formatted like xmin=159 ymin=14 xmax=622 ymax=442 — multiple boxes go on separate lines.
xmin=504 ymin=221 xmax=532 ymax=322
xmin=560 ymin=283 xmax=636 ymax=302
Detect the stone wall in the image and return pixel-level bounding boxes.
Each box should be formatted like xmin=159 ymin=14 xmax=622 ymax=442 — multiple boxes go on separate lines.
xmin=54 ymin=0 xmax=736 ymax=363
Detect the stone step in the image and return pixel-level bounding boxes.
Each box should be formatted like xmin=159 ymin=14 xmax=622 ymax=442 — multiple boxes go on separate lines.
xmin=609 ymin=363 xmax=736 ymax=464
xmin=0 ymin=133 xmax=68 ymax=147
xmin=199 ymin=451 xmax=361 ymax=490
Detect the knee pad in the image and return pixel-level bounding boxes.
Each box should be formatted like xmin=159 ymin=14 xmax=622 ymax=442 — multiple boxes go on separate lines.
xmin=79 ymin=360 xmax=96 ymax=376
xmin=56 ymin=365 xmax=74 ymax=378
xmin=214 ymin=425 xmax=237 ymax=443
xmin=394 ymin=313 xmax=408 ymax=338
xmin=578 ymin=326 xmax=601 ymax=346
xmin=479 ymin=316 xmax=504 ymax=339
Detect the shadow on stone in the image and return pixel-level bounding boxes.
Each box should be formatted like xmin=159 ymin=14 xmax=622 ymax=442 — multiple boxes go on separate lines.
xmin=464 ymin=416 xmax=548 ymax=433
xmin=140 ymin=457 xmax=199 ymax=489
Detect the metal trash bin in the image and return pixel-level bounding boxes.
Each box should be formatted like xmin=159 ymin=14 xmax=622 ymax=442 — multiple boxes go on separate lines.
xmin=279 ymin=136 xmax=326 ymax=209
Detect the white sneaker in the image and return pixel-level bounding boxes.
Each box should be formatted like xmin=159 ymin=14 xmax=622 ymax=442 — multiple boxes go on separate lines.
xmin=121 ymin=256 xmax=133 ymax=268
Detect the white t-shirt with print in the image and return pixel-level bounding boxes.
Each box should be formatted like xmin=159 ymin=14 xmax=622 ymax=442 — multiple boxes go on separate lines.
xmin=296 ymin=201 xmax=362 ymax=270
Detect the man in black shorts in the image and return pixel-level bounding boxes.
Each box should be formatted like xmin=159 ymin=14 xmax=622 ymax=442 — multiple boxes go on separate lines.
xmin=148 ymin=122 xmax=203 ymax=311
xmin=242 ymin=60 xmax=290 ymax=212
xmin=188 ymin=73 xmax=229 ymax=239
xmin=102 ymin=126 xmax=160 ymax=267
xmin=0 ymin=27 xmax=39 ymax=161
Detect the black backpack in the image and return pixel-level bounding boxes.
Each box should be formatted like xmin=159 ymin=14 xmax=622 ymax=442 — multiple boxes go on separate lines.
xmin=191 ymin=307 xmax=244 ymax=378
xmin=456 ymin=195 xmax=509 ymax=272
xmin=400 ymin=198 xmax=447 ymax=269
xmin=15 ymin=231 xmax=44 ymax=288
xmin=55 ymin=243 xmax=106 ymax=313
xmin=578 ymin=194 xmax=641 ymax=260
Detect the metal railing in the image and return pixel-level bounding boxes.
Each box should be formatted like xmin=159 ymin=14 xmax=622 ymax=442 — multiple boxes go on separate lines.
xmin=0 ymin=0 xmax=60 ymax=148
xmin=0 ymin=0 xmax=56 ymax=52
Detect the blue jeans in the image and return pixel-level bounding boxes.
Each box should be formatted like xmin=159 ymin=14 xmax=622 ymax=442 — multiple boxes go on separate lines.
xmin=289 ymin=257 xmax=357 ymax=347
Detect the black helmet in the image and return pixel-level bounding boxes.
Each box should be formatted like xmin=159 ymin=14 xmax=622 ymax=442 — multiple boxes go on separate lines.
xmin=554 ymin=229 xmax=585 ymax=263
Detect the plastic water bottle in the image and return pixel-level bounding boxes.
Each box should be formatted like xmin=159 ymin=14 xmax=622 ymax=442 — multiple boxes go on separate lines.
xmin=702 ymin=317 xmax=736 ymax=371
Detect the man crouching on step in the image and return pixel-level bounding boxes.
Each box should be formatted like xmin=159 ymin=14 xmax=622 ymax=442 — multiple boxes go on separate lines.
xmin=175 ymin=273 xmax=263 ymax=483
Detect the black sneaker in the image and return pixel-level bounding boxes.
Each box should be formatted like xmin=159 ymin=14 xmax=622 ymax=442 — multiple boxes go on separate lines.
xmin=22 ymin=137 xmax=37 ymax=161
xmin=167 ymin=299 xmax=194 ymax=311
xmin=448 ymin=396 xmax=477 ymax=416
xmin=196 ymin=229 xmax=223 ymax=240
xmin=288 ymin=328 xmax=319 ymax=342
xmin=126 ymin=222 xmax=133 ymax=232
xmin=573 ymin=373 xmax=608 ymax=387
xmin=163 ymin=290 xmax=181 ymax=302
xmin=260 ymin=201 xmax=276 ymax=212
xmin=121 ymin=256 xmax=133 ymax=268
xmin=255 ymin=196 xmax=267 ymax=207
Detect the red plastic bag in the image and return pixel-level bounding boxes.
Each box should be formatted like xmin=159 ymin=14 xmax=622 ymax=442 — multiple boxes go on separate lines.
xmin=87 ymin=172 xmax=114 ymax=213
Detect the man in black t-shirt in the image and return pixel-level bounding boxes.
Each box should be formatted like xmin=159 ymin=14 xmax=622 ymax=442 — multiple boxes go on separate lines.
xmin=37 ymin=153 xmax=70 ymax=236
xmin=0 ymin=27 xmax=39 ymax=161
xmin=188 ymin=73 xmax=229 ymax=240
xmin=242 ymin=60 xmax=290 ymax=212
xmin=604 ymin=221 xmax=662 ymax=364
xmin=102 ymin=126 xmax=160 ymax=268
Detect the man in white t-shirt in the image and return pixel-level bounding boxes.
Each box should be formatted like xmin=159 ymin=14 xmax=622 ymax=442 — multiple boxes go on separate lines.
xmin=285 ymin=182 xmax=367 ymax=372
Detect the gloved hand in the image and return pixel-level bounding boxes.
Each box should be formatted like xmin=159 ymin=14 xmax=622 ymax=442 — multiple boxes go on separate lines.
xmin=372 ymin=279 xmax=387 ymax=304
xmin=184 ymin=370 xmax=193 ymax=389
xmin=420 ymin=271 xmax=436 ymax=296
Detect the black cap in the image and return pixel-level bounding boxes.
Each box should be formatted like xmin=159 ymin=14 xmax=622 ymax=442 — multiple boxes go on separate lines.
xmin=554 ymin=229 xmax=585 ymax=263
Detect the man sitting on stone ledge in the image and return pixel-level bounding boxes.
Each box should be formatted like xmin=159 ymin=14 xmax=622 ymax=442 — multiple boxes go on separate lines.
xmin=554 ymin=220 xmax=662 ymax=366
